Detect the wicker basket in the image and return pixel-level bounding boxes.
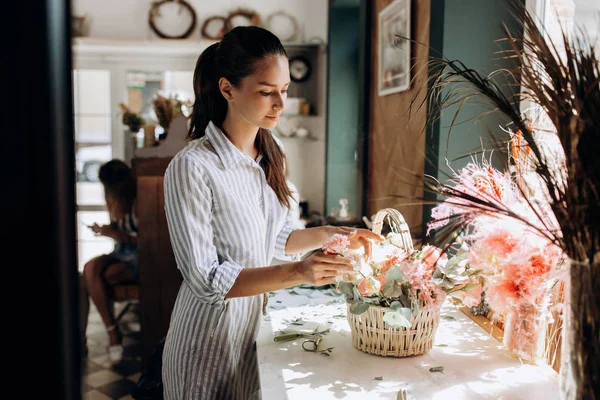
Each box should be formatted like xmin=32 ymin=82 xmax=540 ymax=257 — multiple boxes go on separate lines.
xmin=347 ymin=208 xmax=441 ymax=357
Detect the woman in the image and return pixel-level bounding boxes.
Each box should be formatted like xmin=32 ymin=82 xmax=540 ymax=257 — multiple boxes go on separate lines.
xmin=162 ymin=26 xmax=381 ymax=399
xmin=80 ymin=159 xmax=139 ymax=363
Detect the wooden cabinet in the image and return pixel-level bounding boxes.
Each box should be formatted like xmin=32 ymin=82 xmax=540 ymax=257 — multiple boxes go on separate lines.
xmin=134 ymin=158 xmax=181 ymax=365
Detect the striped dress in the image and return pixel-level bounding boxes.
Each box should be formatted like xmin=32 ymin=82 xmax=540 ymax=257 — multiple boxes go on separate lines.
xmin=162 ymin=121 xmax=300 ymax=399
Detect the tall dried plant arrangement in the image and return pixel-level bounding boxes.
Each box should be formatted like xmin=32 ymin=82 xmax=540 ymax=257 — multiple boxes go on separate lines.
xmin=152 ymin=93 xmax=175 ymax=132
xmin=409 ymin=1 xmax=599 ymax=398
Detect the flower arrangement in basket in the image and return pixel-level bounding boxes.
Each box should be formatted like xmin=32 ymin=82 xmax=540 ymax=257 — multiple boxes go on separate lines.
xmin=326 ymin=208 xmax=482 ymax=357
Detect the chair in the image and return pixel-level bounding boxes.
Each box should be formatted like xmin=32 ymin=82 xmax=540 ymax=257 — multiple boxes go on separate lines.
xmin=112 ymin=282 xmax=139 ymax=323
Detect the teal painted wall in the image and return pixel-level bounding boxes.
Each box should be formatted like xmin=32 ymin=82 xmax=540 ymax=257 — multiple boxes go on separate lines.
xmin=436 ymin=0 xmax=522 ymax=181
xmin=421 ymin=0 xmax=524 ymax=241
xmin=326 ymin=5 xmax=361 ymax=217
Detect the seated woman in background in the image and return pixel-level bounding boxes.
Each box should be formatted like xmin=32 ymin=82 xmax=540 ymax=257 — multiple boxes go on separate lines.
xmin=80 ymin=159 xmax=138 ymax=362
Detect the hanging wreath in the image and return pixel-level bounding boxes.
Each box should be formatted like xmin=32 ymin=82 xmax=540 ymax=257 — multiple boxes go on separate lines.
xmin=266 ymin=11 xmax=299 ymax=43
xmin=201 ymin=16 xmax=227 ymax=40
xmin=148 ymin=0 xmax=197 ymax=39
xmin=225 ymin=8 xmax=262 ymax=32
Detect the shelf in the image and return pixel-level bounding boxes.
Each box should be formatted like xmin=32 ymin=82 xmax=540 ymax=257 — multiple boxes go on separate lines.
xmin=73 ymin=37 xmax=325 ymax=56
xmin=73 ymin=37 xmax=217 ymax=56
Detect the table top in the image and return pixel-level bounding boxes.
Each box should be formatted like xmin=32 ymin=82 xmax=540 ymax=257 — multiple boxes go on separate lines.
xmin=257 ymin=287 xmax=560 ymax=400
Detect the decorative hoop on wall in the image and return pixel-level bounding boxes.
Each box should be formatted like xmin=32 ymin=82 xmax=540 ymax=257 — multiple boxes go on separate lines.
xmin=266 ymin=11 xmax=299 ymax=43
xmin=225 ymin=8 xmax=262 ymax=31
xmin=201 ymin=16 xmax=227 ymax=40
xmin=148 ymin=0 xmax=197 ymax=39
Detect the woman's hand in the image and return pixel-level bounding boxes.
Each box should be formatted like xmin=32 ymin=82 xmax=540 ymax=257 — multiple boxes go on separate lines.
xmin=298 ymin=252 xmax=354 ymax=286
xmin=326 ymin=226 xmax=383 ymax=257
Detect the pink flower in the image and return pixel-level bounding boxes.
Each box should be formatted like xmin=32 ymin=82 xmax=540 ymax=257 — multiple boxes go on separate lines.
xmin=421 ymin=245 xmax=445 ymax=269
xmin=378 ymin=251 xmax=406 ymax=275
xmin=478 ymin=230 xmax=519 ymax=258
xmin=322 ymin=234 xmax=350 ymax=255
xmin=373 ymin=274 xmax=386 ymax=291
xmin=487 ymin=278 xmax=520 ymax=313
xmin=528 ymin=253 xmax=551 ymax=276
xmin=357 ymin=276 xmax=381 ymax=297
xmin=452 ymin=284 xmax=483 ymax=307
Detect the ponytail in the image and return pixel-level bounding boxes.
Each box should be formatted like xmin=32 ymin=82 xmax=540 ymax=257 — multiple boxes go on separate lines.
xmin=187 ymin=43 xmax=227 ymax=140
xmin=256 ymin=129 xmax=292 ymax=208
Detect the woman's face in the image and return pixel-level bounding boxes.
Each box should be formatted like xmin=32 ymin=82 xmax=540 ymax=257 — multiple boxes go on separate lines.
xmin=225 ymin=55 xmax=290 ymax=130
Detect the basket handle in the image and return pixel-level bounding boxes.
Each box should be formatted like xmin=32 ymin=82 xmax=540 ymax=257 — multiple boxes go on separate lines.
xmin=371 ymin=208 xmax=413 ymax=251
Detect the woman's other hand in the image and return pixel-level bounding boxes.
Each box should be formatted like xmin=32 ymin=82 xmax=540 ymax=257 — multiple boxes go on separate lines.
xmin=298 ymin=252 xmax=353 ymax=286
xmin=327 ymin=226 xmax=383 ymax=257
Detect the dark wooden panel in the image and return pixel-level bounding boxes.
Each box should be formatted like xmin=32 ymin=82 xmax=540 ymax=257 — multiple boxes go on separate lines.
xmin=132 ymin=156 xmax=172 ymax=177
xmin=368 ymin=0 xmax=431 ymax=236
xmin=158 ymin=177 xmax=181 ymax=348
xmin=137 ymin=176 xmax=181 ymax=365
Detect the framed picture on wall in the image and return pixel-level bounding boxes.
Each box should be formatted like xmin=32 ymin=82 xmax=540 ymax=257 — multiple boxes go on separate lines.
xmin=378 ymin=0 xmax=411 ymax=96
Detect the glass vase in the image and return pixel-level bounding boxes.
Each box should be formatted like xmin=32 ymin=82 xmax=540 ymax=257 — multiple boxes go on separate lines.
xmin=502 ymin=300 xmax=548 ymax=364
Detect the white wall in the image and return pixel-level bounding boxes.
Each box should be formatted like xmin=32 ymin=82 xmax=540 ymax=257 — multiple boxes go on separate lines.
xmin=72 ymin=0 xmax=329 ymax=214
xmin=72 ymin=0 xmax=328 ymax=42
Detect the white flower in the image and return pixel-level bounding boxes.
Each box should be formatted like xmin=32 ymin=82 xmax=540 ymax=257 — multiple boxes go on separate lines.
xmin=387 ymin=232 xmax=406 ymax=249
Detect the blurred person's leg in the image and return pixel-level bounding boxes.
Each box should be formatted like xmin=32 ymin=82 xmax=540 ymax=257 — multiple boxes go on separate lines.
xmin=82 ymin=255 xmax=124 ymax=345
xmin=102 ymin=263 xmax=136 ymax=344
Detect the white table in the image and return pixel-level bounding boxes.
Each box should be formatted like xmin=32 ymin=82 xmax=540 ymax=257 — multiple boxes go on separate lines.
xmin=257 ymin=288 xmax=560 ymax=400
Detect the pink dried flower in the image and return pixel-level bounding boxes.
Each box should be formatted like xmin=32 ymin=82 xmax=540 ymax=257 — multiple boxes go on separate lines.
xmin=357 ymin=276 xmax=381 ymax=297
xmin=378 ymin=250 xmax=406 ymax=275
xmin=421 ymin=245 xmax=444 ymax=269
xmin=322 ymin=234 xmax=350 ymax=255
xmin=452 ymin=284 xmax=483 ymax=308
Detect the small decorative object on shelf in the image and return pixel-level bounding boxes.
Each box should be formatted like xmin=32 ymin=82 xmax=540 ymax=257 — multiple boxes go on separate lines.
xmin=148 ymin=0 xmax=197 ymax=39
xmin=118 ymin=103 xmax=145 ymax=133
xmin=152 ymin=93 xmax=191 ymax=141
xmin=225 ymin=8 xmax=262 ymax=31
xmin=72 ymin=14 xmax=91 ymax=37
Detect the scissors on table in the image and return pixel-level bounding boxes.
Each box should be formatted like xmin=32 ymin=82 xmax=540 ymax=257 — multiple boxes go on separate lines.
xmin=274 ymin=327 xmax=330 ymax=353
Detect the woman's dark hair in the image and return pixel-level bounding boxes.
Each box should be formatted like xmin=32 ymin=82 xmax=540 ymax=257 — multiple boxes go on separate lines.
xmin=188 ymin=26 xmax=292 ymax=208
xmin=98 ymin=159 xmax=136 ymax=214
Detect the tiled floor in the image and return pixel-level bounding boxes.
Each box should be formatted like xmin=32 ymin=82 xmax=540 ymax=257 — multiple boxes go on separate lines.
xmin=82 ymin=301 xmax=142 ymax=400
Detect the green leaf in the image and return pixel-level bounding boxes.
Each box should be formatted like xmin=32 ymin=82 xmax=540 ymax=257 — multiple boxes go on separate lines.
xmin=273 ymin=332 xmax=303 ymax=342
xmin=382 ymin=308 xmax=412 ymax=328
xmin=363 ymin=296 xmax=382 ymax=304
xmin=383 ymin=280 xmax=402 ymax=297
xmin=411 ymin=300 xmax=420 ymax=317
xmin=390 ymin=301 xmax=402 ymax=310
xmin=434 ymin=343 xmax=449 ymax=347
xmin=398 ymin=294 xmax=411 ymax=309
xmin=338 ymin=281 xmax=355 ymax=298
xmin=385 ymin=266 xmax=404 ymax=282
xmin=349 ymin=301 xmax=370 ymax=315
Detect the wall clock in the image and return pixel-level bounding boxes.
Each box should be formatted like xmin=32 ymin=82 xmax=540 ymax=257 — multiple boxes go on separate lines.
xmin=289 ymin=56 xmax=312 ymax=83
